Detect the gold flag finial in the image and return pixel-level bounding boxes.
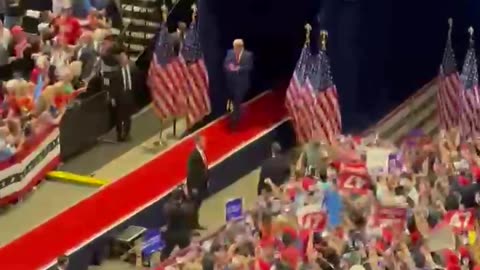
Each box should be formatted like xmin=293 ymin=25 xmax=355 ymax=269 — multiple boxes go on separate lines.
xmin=320 ymin=30 xmax=328 ymax=51
xmin=161 ymin=4 xmax=168 ymax=22
xmin=304 ymin=24 xmax=312 ymax=46
xmin=447 ymin=18 xmax=453 ymax=38
xmin=469 ymin=26 xmax=474 ymax=45
xmin=191 ymin=4 xmax=197 ymax=22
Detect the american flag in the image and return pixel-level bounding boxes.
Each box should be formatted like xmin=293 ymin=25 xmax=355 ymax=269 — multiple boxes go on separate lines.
xmin=180 ymin=19 xmax=211 ymax=127
xmin=305 ymin=50 xmax=342 ymax=142
xmin=147 ymin=26 xmax=188 ymax=120
xmin=438 ymin=25 xmax=461 ymax=130
xmin=285 ymin=46 xmax=315 ymax=143
xmin=459 ymin=34 xmax=480 ymax=138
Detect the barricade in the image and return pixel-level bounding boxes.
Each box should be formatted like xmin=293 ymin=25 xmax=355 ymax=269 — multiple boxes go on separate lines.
xmin=0 ymin=127 xmax=61 ymax=206
xmin=59 ymin=91 xmax=113 ymax=160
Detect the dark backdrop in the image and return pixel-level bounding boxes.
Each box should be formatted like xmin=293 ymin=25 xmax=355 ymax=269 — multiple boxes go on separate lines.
xmin=190 ymin=0 xmax=473 ymax=132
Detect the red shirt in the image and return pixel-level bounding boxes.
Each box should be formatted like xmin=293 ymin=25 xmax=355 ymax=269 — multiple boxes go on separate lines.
xmin=56 ymin=16 xmax=81 ymax=45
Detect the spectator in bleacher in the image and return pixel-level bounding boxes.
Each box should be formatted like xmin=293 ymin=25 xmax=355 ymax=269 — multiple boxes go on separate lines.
xmin=0 ymin=20 xmax=10 ymax=49
xmin=30 ymin=54 xmax=50 ymax=84
xmin=257 ymin=142 xmax=291 ymax=195
xmin=4 ymin=118 xmax=23 ymax=147
xmin=54 ymin=6 xmax=81 ymax=46
xmin=86 ymin=8 xmax=108 ymax=30
xmin=10 ymin=25 xmax=27 ymax=57
xmin=75 ymin=32 xmax=97 ymax=81
xmin=50 ymin=37 xmax=71 ymax=70
xmin=0 ymin=132 xmax=15 ymax=161
xmin=4 ymin=0 xmax=23 ymax=29
xmin=0 ymin=20 xmax=10 ymax=81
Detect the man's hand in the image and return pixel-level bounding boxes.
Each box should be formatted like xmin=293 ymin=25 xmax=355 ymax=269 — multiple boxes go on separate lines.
xmin=265 ymin=178 xmax=273 ymax=186
xmin=228 ymin=63 xmax=239 ymax=71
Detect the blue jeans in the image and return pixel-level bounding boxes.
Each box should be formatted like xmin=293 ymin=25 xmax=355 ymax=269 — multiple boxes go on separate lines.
xmin=4 ymin=16 xmax=21 ymax=29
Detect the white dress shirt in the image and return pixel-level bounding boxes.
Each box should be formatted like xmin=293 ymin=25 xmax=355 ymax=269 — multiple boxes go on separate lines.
xmin=197 ymin=145 xmax=206 ymax=164
xmin=121 ymin=65 xmax=132 ymax=91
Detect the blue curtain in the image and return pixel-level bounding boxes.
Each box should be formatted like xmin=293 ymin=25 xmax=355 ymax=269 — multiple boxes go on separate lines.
xmin=194 ymin=0 xmax=465 ymax=131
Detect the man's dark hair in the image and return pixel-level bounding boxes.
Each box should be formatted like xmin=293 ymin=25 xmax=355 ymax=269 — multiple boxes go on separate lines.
xmin=57 ymin=255 xmax=69 ymax=267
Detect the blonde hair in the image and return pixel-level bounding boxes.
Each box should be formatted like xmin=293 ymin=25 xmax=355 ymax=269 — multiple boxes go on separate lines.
xmin=36 ymin=55 xmax=49 ymax=69
xmin=69 ymin=61 xmax=83 ymax=77
xmin=5 ymin=79 xmax=21 ymax=93
xmin=56 ymin=66 xmax=72 ymax=81
xmin=233 ymin=39 xmax=244 ymax=47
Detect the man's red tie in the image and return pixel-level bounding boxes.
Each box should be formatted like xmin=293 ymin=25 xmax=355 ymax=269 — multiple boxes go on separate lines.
xmin=235 ymin=53 xmax=240 ymax=63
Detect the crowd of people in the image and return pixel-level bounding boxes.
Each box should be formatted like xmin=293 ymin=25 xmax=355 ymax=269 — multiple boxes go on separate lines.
xmin=0 ymin=2 xmax=129 ymax=161
xmin=160 ymin=129 xmax=480 ymax=270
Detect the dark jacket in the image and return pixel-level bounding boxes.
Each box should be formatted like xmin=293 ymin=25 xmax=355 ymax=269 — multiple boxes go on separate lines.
xmin=257 ymin=154 xmax=291 ymax=195
xmin=5 ymin=0 xmax=23 ymax=16
xmin=186 ymin=148 xmax=208 ymax=195
xmin=76 ymin=45 xmax=97 ymax=81
xmin=223 ymin=49 xmax=253 ymax=97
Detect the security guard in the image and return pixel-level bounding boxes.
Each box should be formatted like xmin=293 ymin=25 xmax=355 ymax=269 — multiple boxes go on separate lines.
xmin=99 ymin=35 xmax=125 ymax=141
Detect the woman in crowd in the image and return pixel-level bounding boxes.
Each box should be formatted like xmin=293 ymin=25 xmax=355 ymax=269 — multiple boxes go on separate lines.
xmin=50 ymin=37 xmax=72 ymax=70
xmin=30 ymin=54 xmax=51 ymax=84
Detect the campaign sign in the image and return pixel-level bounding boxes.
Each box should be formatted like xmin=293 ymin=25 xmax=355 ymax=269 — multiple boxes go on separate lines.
xmin=225 ymin=198 xmax=243 ymax=222
xmin=388 ymin=153 xmax=403 ymax=175
xmin=142 ymin=229 xmax=165 ymax=258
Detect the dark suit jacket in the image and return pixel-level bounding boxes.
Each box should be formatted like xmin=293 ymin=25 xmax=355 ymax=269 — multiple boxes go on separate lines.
xmin=223 ymin=49 xmax=253 ymax=97
xmin=186 ymin=148 xmax=208 ymax=196
xmin=257 ymin=154 xmax=291 ymax=195
xmin=106 ymin=64 xmax=137 ymax=118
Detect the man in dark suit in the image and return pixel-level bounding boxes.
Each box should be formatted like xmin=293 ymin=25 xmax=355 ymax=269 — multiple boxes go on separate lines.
xmin=112 ymin=50 xmax=137 ymax=141
xmin=257 ymin=142 xmax=291 ymax=195
xmin=186 ymin=134 xmax=208 ymax=230
xmin=223 ymin=39 xmax=253 ymax=130
xmin=101 ymin=42 xmax=135 ymax=142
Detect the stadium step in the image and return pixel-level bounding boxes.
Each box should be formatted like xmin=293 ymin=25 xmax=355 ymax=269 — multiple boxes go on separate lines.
xmin=120 ymin=0 xmax=163 ymax=61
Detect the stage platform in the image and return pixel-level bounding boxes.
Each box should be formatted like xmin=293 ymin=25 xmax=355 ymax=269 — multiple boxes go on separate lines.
xmin=0 ymin=81 xmax=438 ymax=270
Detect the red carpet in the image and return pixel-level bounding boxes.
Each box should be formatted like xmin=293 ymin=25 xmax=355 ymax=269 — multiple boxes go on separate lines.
xmin=0 ymin=92 xmax=287 ymax=269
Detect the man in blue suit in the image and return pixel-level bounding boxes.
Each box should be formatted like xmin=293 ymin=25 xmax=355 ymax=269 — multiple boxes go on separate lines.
xmin=224 ymin=39 xmax=253 ymax=130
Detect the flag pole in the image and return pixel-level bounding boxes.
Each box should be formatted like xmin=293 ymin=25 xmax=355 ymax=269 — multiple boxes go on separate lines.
xmin=185 ymin=4 xmax=198 ymax=128
xmin=320 ymin=30 xmax=328 ymax=51
xmin=154 ymin=3 xmax=170 ymax=146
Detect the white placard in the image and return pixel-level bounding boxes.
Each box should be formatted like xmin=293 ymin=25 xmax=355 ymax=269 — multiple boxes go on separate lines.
xmin=366 ymin=147 xmax=392 ymax=175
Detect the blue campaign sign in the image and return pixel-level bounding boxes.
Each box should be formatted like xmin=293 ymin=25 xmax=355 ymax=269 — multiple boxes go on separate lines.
xmin=324 ymin=190 xmax=343 ymax=229
xmin=142 ymin=229 xmax=165 ymax=258
xmin=225 ymin=198 xmax=243 ymax=222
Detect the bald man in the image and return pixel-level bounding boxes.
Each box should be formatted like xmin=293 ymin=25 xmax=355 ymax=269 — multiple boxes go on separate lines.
xmin=223 ymin=39 xmax=253 ymax=130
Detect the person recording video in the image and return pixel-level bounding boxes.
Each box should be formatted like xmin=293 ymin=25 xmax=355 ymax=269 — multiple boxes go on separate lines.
xmin=161 ymin=187 xmax=195 ymax=261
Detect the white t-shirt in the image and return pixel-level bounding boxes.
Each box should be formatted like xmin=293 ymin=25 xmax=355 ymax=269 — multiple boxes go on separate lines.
xmin=0 ymin=28 xmax=11 ymax=50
